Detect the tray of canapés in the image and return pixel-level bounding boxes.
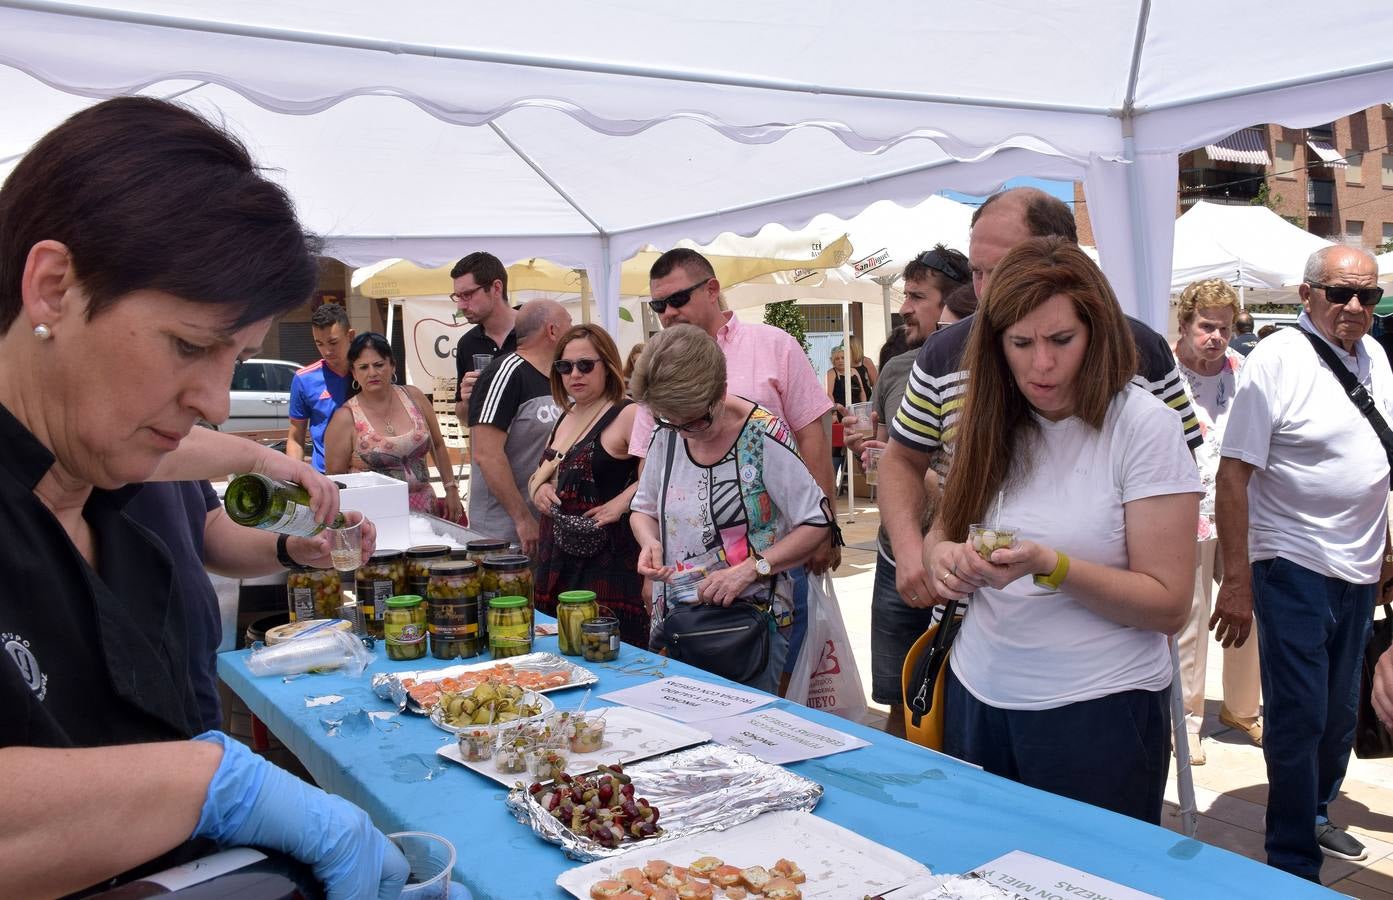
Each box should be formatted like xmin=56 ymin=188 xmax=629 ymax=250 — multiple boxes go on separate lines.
xmin=425 ymin=680 xmax=554 ymax=735
xmin=372 ymin=652 xmax=598 ymax=713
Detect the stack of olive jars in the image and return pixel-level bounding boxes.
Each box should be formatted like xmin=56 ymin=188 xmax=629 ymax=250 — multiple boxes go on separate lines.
xmin=465 ymin=538 xmax=508 ymax=642
xmin=405 ymin=545 xmax=451 ymax=610
xmin=354 ymin=549 xmax=405 ymax=639
xmin=286 ymin=566 xmax=342 ymax=622
xmin=481 ymin=554 xmax=534 ymax=640
xmin=426 ymin=560 xmax=483 ymax=659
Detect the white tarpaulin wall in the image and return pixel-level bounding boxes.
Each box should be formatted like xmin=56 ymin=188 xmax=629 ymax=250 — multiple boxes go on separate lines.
xmin=2 ymin=1 xmax=1393 ymax=332
xmin=1170 ymin=201 xmax=1334 ymax=292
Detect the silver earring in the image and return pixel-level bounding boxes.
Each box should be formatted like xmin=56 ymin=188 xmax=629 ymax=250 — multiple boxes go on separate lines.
xmin=33 ymin=323 xmax=52 ymax=341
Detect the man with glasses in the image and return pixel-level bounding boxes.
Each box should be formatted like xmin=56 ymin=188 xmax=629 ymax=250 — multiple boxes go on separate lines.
xmin=451 ymin=251 xmax=518 ymax=423
xmin=468 ymin=299 xmax=571 ymax=555
xmin=631 ymin=248 xmax=838 ymax=692
xmin=1213 ymin=245 xmax=1392 ymax=881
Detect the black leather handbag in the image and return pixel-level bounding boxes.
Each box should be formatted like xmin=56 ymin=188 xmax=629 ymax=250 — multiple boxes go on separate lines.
xmin=1356 ymin=603 xmax=1393 ymax=759
xmin=652 ymin=430 xmax=773 ymax=685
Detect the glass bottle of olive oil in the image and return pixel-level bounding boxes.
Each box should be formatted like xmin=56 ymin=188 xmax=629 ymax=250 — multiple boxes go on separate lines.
xmin=224 ymin=473 xmax=346 ymax=536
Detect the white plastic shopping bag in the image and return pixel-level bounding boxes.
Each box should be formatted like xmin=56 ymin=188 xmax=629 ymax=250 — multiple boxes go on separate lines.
xmin=786 ymin=573 xmax=868 ymax=722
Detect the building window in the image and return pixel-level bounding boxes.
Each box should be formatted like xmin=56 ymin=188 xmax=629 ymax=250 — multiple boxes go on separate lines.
xmin=1384 ymin=222 xmax=1393 ymax=245
xmin=1384 ymin=153 xmax=1393 ymax=188
xmin=1347 ymin=220 xmax=1364 ymax=244
xmin=1346 ymin=151 xmax=1364 ymax=185
xmin=1276 ymin=141 xmax=1297 ymax=177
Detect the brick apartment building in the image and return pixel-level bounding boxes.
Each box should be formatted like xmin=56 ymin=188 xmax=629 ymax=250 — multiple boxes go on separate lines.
xmin=1074 ymin=103 xmax=1393 ymax=251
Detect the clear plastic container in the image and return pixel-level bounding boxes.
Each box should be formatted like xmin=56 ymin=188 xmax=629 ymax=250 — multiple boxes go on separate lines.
xmin=388 ymin=832 xmax=455 ymax=900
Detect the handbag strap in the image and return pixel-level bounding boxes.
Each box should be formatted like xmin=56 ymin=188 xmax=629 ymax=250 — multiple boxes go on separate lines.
xmin=658 ymin=427 xmax=678 ymax=592
xmin=1300 ymin=328 xmax=1393 ymax=465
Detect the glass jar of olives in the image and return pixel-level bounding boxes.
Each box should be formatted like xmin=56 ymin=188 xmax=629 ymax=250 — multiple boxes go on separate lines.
xmin=405 ymin=544 xmax=451 ymax=604
xmin=482 ymin=554 xmax=534 ymax=638
xmin=556 ymin=590 xmax=598 ymax=656
xmin=580 ymin=616 xmax=621 ymax=663
xmin=488 ymin=595 xmax=532 ymax=659
xmin=427 ymin=560 xmax=482 ymax=660
xmin=355 ymin=549 xmax=405 ymax=639
xmin=286 ymin=566 xmax=342 ymax=622
xmin=466 ymin=538 xmax=509 ymax=568
xmin=383 ymin=595 xmax=427 ymax=661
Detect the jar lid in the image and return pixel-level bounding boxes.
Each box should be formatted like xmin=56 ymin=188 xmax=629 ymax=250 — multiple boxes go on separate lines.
xmin=369 ymin=548 xmax=406 ymax=562
xmin=488 ymin=595 xmax=528 ymax=609
xmin=467 ymin=538 xmax=509 ymax=551
xmin=386 ymin=594 xmax=424 ymax=608
xmin=558 ymin=590 xmax=597 ymax=604
xmin=266 ymin=618 xmax=352 ymax=644
xmin=483 ymin=553 xmax=531 ymax=571
xmin=429 ymin=560 xmax=479 ymax=576
xmin=406 ymin=544 xmax=451 ymax=558
xmin=581 ymin=616 xmax=619 ymax=631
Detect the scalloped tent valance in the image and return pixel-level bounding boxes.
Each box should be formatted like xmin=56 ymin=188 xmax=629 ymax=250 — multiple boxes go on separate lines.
xmin=2 ymin=0 xmax=1391 ymax=330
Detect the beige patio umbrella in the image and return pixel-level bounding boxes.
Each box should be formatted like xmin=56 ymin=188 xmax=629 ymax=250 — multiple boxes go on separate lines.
xmin=355 ymin=234 xmax=854 ymax=322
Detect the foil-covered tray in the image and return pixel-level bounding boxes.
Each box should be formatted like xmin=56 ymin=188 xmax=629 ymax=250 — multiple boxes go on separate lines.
xmin=372 ymin=652 xmax=598 ymax=713
xmin=506 ymin=742 xmax=823 ymax=861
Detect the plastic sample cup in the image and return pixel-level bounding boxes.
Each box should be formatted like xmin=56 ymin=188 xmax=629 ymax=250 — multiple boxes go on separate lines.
xmin=389 ymin=831 xmax=455 ymax=899
xmin=849 ymin=401 xmax=875 ymax=434
xmin=863 ymin=446 xmax=885 ymax=485
xmin=472 ymin=353 xmax=494 ymax=372
xmin=968 ymin=524 xmax=1019 ymax=562
xmin=329 ymin=519 xmax=362 ymax=572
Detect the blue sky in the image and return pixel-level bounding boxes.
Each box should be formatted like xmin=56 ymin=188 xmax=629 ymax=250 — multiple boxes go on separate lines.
xmin=940 ymin=176 xmax=1075 ymax=208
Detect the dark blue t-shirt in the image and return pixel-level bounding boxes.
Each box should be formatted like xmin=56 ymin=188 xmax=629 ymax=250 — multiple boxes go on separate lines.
xmin=125 ymin=480 xmax=223 ymax=732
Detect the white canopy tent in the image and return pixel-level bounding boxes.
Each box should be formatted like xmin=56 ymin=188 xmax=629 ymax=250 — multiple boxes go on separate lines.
xmin=1170 ymin=201 xmax=1334 ymax=293
xmin=2 ymin=0 xmax=1392 ymax=339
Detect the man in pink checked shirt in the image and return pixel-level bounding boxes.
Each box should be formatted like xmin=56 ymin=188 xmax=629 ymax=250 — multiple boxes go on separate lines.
xmin=631 ymin=248 xmax=840 ymax=692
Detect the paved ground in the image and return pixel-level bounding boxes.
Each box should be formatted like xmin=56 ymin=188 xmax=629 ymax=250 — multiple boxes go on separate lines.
xmin=828 ymin=502 xmax=1393 ymax=897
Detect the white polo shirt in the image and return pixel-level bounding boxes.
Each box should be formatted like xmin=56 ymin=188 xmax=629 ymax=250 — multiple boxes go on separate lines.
xmin=1220 ymin=314 xmax=1393 ymax=584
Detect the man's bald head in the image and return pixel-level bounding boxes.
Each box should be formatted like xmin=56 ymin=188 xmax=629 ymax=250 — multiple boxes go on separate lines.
xmin=969 ymin=187 xmax=1077 ymax=296
xmin=515 ymin=298 xmax=572 ymax=348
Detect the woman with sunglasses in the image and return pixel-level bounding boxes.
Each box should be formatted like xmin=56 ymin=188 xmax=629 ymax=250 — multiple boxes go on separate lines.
xmin=324 ymin=332 xmax=464 ymax=522
xmin=530 ymin=325 xmax=646 ymax=645
xmin=629 ymin=325 xmax=833 ymax=692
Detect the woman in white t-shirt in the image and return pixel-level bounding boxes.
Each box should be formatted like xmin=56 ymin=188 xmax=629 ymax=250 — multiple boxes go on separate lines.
xmin=925 ymin=238 xmax=1201 ymax=824
xmin=1171 ymin=280 xmax=1262 ymax=766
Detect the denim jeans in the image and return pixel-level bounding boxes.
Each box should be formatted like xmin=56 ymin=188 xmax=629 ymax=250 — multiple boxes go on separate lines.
xmin=1251 ymin=556 xmax=1375 ymax=882
xmin=870 ymin=553 xmax=936 ymax=704
xmin=943 ymin=668 xmax=1171 ymax=824
xmin=782 ymin=566 xmax=810 ymax=676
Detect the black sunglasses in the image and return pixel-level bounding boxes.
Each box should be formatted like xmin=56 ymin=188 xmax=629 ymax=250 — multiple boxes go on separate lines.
xmin=553 ymin=358 xmax=600 ymax=375
xmin=916 ymin=249 xmax=968 ymax=284
xmin=649 ymin=278 xmax=712 ymax=314
xmin=656 ymin=407 xmax=715 ymax=434
xmin=1307 ymin=282 xmax=1384 ymax=308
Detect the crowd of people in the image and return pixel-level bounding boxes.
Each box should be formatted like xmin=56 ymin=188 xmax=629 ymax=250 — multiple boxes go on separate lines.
xmin=5 ymin=95 xmax=1393 ymax=897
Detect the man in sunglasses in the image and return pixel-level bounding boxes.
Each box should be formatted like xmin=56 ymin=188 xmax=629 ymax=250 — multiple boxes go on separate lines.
xmin=1213 ymin=244 xmax=1391 ymax=881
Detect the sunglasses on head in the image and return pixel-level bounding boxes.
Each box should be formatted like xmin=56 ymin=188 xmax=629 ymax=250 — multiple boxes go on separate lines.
xmin=916 ymin=249 xmax=967 ymax=284
xmin=656 ymin=406 xmax=715 ymax=434
xmin=649 ymin=278 xmax=712 ymax=314
xmin=1307 ymin=282 xmax=1384 ymax=308
xmin=553 ymin=358 xmax=599 ymax=375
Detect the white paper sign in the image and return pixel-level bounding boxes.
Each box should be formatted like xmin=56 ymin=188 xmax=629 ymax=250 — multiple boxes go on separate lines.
xmin=972 ymin=851 xmax=1160 ymax=900
xmin=600 ymin=675 xmax=774 ymax=722
xmin=704 ymin=707 xmax=870 ymax=764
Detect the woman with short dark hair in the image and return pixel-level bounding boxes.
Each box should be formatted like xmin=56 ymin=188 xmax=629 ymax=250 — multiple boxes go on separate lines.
xmin=925 ymin=237 xmax=1200 ymax=824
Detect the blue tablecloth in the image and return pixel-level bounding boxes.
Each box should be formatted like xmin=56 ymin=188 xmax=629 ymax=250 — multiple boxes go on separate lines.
xmin=218 ymin=625 xmax=1330 ymax=899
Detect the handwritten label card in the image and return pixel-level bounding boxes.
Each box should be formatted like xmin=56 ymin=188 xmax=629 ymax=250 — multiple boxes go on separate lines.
xmin=972 ymin=851 xmax=1160 ymax=900
xmin=704 ymin=707 xmax=870 ymax=764
xmin=600 ymin=675 xmax=774 ymax=722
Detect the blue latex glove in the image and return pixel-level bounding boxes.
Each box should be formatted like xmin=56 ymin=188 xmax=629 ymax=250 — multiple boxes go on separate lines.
xmin=192 ymin=731 xmax=408 ymax=899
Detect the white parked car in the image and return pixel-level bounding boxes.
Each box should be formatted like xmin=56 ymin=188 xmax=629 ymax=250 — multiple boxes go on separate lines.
xmin=226 ymin=358 xmax=302 ymax=434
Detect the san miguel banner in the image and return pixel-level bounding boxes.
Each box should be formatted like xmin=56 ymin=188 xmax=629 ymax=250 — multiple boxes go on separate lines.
xmin=400 ymin=297 xmax=468 ymax=392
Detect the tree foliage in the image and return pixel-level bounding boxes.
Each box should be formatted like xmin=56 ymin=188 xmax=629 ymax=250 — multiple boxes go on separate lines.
xmin=763 ymin=300 xmax=811 ymax=357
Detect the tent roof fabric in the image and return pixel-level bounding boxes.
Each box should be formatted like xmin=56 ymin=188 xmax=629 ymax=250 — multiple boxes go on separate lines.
xmin=1205 ymin=129 xmax=1270 ymax=166
xmin=1171 ymin=201 xmax=1332 ymax=291
xmin=2 ymin=1 xmax=1392 ymax=332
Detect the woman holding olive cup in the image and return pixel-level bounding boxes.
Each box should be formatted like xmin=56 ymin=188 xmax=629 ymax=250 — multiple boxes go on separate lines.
xmin=923 ymin=238 xmax=1200 ymax=824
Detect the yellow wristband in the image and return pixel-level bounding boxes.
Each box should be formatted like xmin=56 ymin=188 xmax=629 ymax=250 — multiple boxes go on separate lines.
xmin=1033 ymin=550 xmax=1070 ymax=591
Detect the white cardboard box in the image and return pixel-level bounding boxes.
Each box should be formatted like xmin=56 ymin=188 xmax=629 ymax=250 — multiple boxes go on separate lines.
xmin=334 ymin=471 xmax=410 ymax=548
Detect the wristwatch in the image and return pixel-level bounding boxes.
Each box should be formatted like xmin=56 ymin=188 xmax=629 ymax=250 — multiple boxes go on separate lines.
xmin=752 ymin=550 xmax=772 ymax=578
xmin=276 ymin=533 xmax=296 ymax=569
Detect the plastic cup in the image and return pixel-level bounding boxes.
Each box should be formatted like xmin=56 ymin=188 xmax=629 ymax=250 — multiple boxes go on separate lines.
xmin=968 ymin=523 xmax=1019 ymax=562
xmin=472 ymin=353 xmax=494 ymax=372
xmin=849 ymin=401 xmax=875 ymax=434
xmin=863 ymin=446 xmax=885 ymax=485
xmin=329 ymin=520 xmax=362 ymax=572
xmin=389 ymin=831 xmax=455 ymax=900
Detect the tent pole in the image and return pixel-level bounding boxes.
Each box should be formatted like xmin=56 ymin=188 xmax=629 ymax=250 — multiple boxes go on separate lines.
xmin=841 ymin=301 xmax=854 ymax=523
xmin=579 ymin=270 xmax=592 ymax=325
xmin=875 ymin=275 xmax=896 ymax=338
